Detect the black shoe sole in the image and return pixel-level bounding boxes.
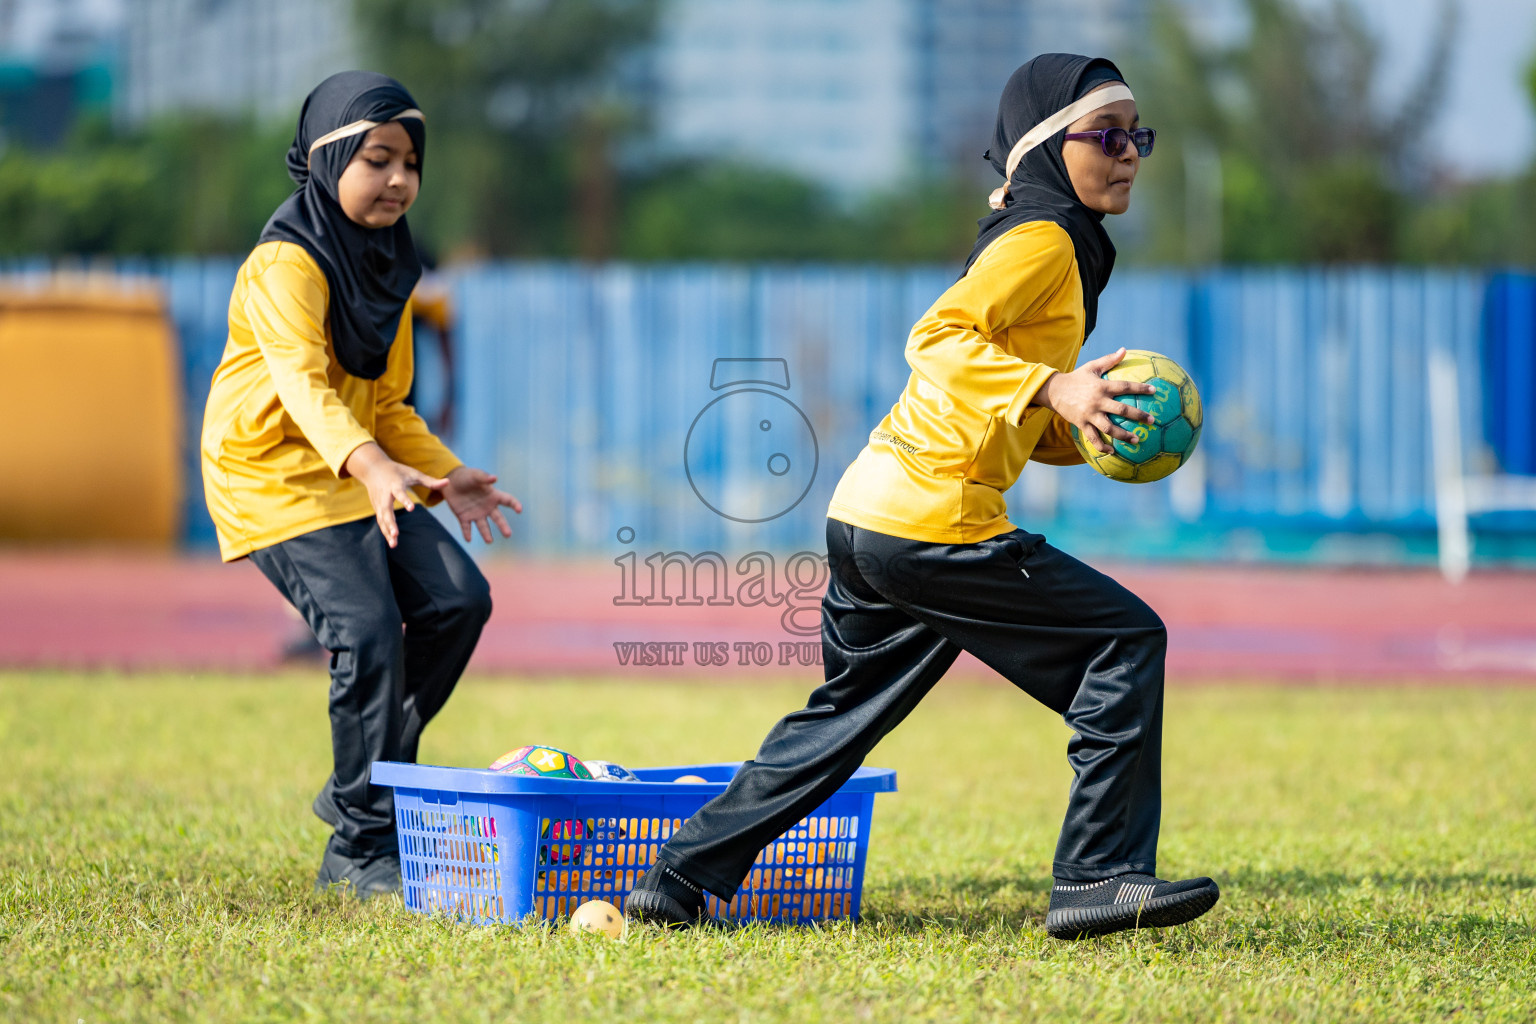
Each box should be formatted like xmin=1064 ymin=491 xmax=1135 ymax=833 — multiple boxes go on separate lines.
xmin=625 ymin=888 xmax=701 ymax=927
xmin=1046 ymin=882 xmax=1220 ymax=940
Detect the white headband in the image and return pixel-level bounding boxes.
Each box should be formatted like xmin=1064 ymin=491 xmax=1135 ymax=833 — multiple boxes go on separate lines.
xmin=987 ymin=84 xmax=1135 ymax=210
xmin=307 ymin=109 xmax=425 ymax=163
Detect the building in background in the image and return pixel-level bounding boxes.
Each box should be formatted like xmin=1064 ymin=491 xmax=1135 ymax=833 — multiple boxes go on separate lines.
xmin=0 ymin=0 xmax=122 ymax=147
xmin=648 ymin=0 xmax=1153 ymax=196
xmin=1024 ymin=0 xmax=1153 ymax=58
xmin=910 ymin=0 xmax=1033 ymax=176
xmin=9 ymin=0 xmax=1155 ymax=190
xmin=117 ymin=0 xmax=356 ymax=125
xmin=649 ymin=0 xmax=1022 ymax=194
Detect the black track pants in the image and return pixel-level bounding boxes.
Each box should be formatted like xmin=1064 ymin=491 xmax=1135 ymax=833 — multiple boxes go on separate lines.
xmin=250 ymin=507 xmax=492 ymax=856
xmin=658 ymin=518 xmax=1166 ymax=897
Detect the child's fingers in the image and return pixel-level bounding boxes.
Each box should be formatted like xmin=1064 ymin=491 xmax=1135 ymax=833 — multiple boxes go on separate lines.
xmin=375 ymin=504 xmax=400 ymax=548
xmin=498 ymin=491 xmax=524 ymax=514
xmin=391 ymin=483 xmax=416 ymax=513
xmin=475 ymin=515 xmax=493 ymax=544
xmin=491 ymin=508 xmax=513 ymax=538
xmin=1092 ymin=409 xmax=1138 ymax=444
xmin=1108 ymin=399 xmax=1155 ymax=425
xmin=1093 ymin=414 xmax=1130 ymax=445
xmin=460 ymin=517 xmax=473 ymax=543
xmin=1079 ymin=422 xmax=1110 ymax=455
xmin=1083 ymin=347 xmax=1127 ymax=375
xmin=404 ymin=470 xmax=449 ymax=491
xmin=1105 ymin=421 xmax=1141 ymax=444
xmin=1082 ymin=348 xmax=1121 ymax=373
xmin=1108 ymin=379 xmax=1157 ymax=395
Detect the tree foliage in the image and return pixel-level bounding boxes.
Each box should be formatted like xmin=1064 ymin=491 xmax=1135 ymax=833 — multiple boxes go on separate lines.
xmin=351 ymin=0 xmax=983 ymax=264
xmin=619 ymin=164 xmax=979 ymax=263
xmin=1121 ymin=0 xmax=1536 ymax=267
xmin=1129 ymin=0 xmax=1461 ymax=264
xmin=0 ymin=116 xmax=294 ymax=256
xmin=0 ymin=0 xmax=1531 ymax=265
xmin=352 ymin=0 xmax=659 ymax=259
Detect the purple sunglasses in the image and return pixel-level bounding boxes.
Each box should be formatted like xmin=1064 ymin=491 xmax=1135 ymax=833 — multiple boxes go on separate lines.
xmin=1063 ymin=126 xmax=1156 ymax=158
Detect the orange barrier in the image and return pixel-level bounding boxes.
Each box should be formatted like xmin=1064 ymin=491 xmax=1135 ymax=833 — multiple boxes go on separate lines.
xmin=0 ymin=284 xmax=182 ymax=543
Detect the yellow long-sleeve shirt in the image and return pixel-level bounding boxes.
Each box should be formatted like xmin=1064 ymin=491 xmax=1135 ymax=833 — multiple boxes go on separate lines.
xmin=200 ymin=241 xmax=461 ymax=561
xmin=828 ymin=220 xmax=1087 ymax=544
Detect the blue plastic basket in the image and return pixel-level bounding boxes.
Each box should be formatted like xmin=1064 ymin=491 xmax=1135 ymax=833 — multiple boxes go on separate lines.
xmin=369 ymin=761 xmax=897 ymax=925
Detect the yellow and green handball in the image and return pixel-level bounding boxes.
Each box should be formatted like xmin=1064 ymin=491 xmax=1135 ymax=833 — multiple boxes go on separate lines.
xmin=1069 ymin=349 xmax=1203 ymax=484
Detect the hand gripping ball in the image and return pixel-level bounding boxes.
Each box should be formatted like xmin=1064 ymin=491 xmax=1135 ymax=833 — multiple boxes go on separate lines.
xmin=1069 ymin=349 xmax=1203 ymax=484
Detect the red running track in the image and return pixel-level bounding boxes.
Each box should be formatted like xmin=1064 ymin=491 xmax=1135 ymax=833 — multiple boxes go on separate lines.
xmin=1 ymin=549 xmax=1533 ymax=682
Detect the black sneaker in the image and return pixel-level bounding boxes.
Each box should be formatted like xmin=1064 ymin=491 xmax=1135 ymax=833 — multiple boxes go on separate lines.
xmin=625 ymin=862 xmax=706 ymax=926
xmin=1046 ymin=873 xmax=1219 ymax=940
xmin=315 ymin=836 xmax=402 ymax=901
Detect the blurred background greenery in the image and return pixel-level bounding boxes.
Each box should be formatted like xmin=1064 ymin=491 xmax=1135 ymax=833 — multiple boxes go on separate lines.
xmin=0 ymin=0 xmax=1532 ymax=266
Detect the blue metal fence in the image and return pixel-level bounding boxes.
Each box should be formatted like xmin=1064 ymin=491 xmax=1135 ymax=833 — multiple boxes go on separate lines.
xmin=1187 ymin=269 xmax=1486 ymax=528
xmin=450 ymin=264 xmax=1498 ymax=554
xmin=6 ymin=260 xmax=1528 ymax=555
xmin=1485 ymin=274 xmax=1536 ymax=478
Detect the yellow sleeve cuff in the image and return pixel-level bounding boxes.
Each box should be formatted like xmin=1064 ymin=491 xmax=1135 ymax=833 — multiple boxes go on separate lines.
xmin=1004 ymin=364 xmax=1060 ymax=426
xmin=317 ymin=428 xmax=376 ymax=479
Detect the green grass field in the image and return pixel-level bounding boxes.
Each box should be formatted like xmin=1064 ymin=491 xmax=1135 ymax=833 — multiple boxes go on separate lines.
xmin=2 ymin=673 xmax=1534 ymax=1022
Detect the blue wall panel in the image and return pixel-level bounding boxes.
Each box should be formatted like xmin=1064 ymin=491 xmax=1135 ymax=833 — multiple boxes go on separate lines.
xmin=1485 ymin=274 xmax=1536 ymax=476
xmin=5 ymin=261 xmax=1528 ymax=554
xmin=447 ymin=264 xmax=1500 ymax=552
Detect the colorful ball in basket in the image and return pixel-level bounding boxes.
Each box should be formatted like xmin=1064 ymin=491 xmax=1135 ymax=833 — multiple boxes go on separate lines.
xmin=1069 ymin=349 xmax=1202 ymax=484
xmin=540 ymin=817 xmax=585 ymax=865
xmin=488 ymin=744 xmax=594 ymax=779
xmin=583 ymin=759 xmax=639 ymax=782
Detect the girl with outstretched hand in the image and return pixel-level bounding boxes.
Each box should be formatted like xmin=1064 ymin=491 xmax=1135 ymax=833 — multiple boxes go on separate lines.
xmin=626 ymin=54 xmax=1219 ymax=941
xmin=200 ymin=72 xmax=519 ymax=899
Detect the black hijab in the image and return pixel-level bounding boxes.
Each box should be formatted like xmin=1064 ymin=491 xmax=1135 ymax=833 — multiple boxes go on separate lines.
xmin=259 ymin=71 xmax=426 ymax=380
xmin=965 ymin=54 xmax=1127 ymax=341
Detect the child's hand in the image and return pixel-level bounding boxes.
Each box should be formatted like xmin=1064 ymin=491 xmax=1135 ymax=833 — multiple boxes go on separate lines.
xmin=443 ymin=466 xmax=523 ymax=544
xmin=344 ymin=441 xmax=449 ymax=548
xmin=1033 ymin=347 xmax=1157 ymax=455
